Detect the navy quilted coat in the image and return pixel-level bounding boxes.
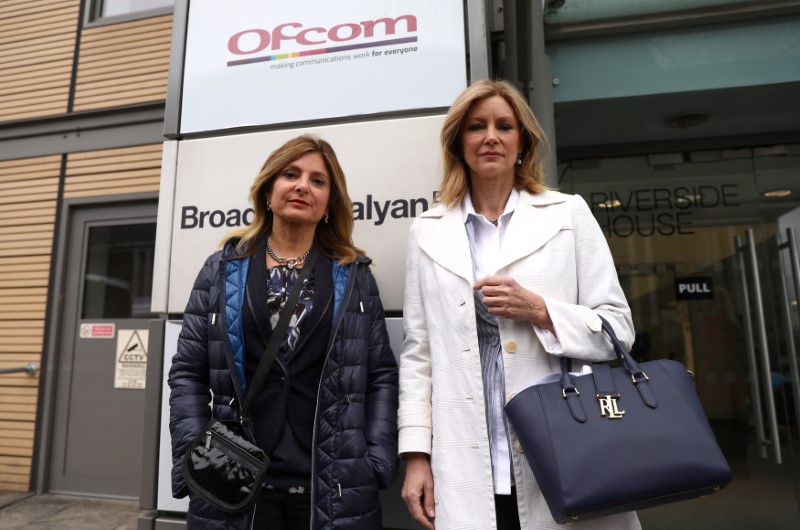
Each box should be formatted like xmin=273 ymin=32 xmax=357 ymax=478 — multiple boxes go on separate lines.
xmin=168 ymin=240 xmax=399 ymax=529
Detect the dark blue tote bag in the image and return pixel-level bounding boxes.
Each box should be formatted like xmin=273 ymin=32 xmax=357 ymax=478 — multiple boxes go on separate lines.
xmin=504 ymin=316 xmax=732 ymax=524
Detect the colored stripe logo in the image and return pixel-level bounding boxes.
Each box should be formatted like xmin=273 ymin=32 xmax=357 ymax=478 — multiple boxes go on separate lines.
xmin=228 ymin=36 xmax=418 ymax=67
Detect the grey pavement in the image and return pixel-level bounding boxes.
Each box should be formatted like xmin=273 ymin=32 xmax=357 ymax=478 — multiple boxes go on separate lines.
xmin=0 ymin=492 xmax=151 ymax=530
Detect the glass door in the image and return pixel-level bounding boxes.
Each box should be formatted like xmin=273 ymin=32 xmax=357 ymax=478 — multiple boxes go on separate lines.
xmin=562 ymin=150 xmax=800 ymax=528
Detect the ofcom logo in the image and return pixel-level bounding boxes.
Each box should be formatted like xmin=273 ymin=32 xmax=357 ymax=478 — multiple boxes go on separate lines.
xmin=226 ymin=15 xmax=418 ymax=66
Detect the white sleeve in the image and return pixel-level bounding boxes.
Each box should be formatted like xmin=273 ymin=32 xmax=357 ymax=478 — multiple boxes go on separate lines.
xmin=540 ymin=195 xmax=634 ymax=361
xmin=397 ymin=219 xmax=433 ymax=455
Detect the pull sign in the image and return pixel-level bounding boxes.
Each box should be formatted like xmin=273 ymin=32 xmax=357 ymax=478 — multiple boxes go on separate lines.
xmin=674 ymin=276 xmax=714 ymax=300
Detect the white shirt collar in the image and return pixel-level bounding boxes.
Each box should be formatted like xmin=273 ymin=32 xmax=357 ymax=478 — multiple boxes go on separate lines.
xmin=462 ymin=187 xmax=520 ymax=225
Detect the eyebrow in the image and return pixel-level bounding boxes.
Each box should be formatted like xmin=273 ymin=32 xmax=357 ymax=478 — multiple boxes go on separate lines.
xmin=283 ymin=163 xmax=329 ymax=180
xmin=465 ymin=112 xmax=516 ymax=120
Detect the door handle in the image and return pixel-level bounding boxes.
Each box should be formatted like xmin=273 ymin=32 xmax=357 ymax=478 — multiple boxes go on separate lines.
xmin=736 ymin=230 xmax=782 ymax=464
xmin=735 ymin=234 xmax=769 ymax=460
xmin=777 ymin=227 xmax=800 ymax=440
xmin=0 ymin=363 xmax=38 ymax=376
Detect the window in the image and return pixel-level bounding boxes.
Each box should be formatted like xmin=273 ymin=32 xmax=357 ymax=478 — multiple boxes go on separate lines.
xmin=88 ymin=0 xmax=174 ymax=25
xmin=81 ymin=223 xmax=157 ymax=319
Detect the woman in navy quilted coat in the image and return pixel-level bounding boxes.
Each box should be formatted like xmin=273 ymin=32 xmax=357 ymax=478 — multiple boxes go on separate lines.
xmin=168 ymin=134 xmax=399 ymax=529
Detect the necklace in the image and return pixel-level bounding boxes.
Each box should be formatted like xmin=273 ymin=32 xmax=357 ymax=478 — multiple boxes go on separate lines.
xmin=266 ymin=237 xmax=310 ymax=269
xmin=488 ymin=217 xmax=499 ymax=226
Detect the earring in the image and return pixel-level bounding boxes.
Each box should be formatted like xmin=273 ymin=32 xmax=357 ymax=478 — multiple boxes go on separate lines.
xmin=324 ymin=213 xmax=329 ymax=224
xmin=516 ymin=154 xmax=523 ymax=166
xmin=266 ymin=202 xmax=271 ymax=211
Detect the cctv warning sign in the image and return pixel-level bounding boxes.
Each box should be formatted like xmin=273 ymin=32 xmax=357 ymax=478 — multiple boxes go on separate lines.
xmin=115 ymin=329 xmax=148 ymax=389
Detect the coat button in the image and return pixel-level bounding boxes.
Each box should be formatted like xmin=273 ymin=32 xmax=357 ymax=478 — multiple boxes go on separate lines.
xmin=586 ymin=316 xmax=602 ymax=332
xmin=505 ymin=341 xmax=518 ymax=353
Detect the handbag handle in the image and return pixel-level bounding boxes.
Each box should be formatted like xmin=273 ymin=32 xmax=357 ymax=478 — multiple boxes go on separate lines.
xmin=559 ymin=315 xmax=657 ymax=416
xmin=240 ymin=245 xmax=320 ymax=422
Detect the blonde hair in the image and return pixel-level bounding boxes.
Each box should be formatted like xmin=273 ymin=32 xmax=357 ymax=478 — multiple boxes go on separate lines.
xmin=227 ymin=134 xmax=364 ymax=263
xmin=438 ymin=79 xmax=549 ymax=206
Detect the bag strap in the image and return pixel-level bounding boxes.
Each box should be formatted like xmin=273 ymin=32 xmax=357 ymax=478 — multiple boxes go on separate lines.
xmin=241 ymin=245 xmax=320 ymax=422
xmin=559 ymin=316 xmax=658 ymax=412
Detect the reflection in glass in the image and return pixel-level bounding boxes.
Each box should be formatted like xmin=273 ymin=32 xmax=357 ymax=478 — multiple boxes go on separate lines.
xmin=100 ymin=0 xmax=173 ymax=18
xmin=81 ymin=223 xmax=156 ymax=319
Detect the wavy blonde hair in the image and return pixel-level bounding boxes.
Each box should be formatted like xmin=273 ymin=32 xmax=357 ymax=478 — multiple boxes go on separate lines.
xmin=227 ymin=134 xmax=363 ymax=263
xmin=438 ymin=79 xmax=549 ymax=206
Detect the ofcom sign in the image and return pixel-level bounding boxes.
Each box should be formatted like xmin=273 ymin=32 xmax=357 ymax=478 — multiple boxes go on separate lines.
xmin=181 ymin=0 xmax=466 ymax=133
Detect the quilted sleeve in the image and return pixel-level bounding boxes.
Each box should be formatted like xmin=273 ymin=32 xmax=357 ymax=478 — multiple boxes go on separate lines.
xmin=362 ymin=266 xmax=400 ymax=489
xmin=167 ymin=254 xmax=215 ymax=498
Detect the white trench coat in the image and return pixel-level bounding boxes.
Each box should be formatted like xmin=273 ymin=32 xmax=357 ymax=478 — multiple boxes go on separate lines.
xmin=398 ymin=190 xmax=641 ymax=530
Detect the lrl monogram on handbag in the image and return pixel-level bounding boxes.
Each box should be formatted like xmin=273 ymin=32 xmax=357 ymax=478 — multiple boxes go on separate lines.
xmin=597 ymin=394 xmax=625 ymax=419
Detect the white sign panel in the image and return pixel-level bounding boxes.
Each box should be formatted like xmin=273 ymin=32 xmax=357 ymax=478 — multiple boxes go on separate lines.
xmin=158 ymin=322 xmax=190 ymax=512
xmin=166 ymin=115 xmax=445 ymax=313
xmin=181 ymin=0 xmax=466 ymax=133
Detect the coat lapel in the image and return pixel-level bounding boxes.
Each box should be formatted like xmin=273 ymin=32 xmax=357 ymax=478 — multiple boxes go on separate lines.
xmin=496 ymin=190 xmax=567 ymax=271
xmin=417 ymin=203 xmax=474 ymax=284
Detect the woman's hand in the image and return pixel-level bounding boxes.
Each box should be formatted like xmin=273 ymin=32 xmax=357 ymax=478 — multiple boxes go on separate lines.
xmin=474 ymin=276 xmax=554 ymax=333
xmin=401 ymin=452 xmax=436 ymax=530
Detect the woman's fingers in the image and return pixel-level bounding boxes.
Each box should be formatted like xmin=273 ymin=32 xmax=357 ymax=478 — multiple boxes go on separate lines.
xmin=401 ymin=454 xmax=436 ymax=530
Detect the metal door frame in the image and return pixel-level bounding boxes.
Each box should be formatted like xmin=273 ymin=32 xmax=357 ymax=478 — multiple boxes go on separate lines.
xmin=33 ymin=193 xmax=158 ymax=494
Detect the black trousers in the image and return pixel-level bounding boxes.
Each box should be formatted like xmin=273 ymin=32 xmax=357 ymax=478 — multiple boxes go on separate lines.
xmin=495 ymin=488 xmax=522 ymax=530
xmin=252 ymin=489 xmax=311 ymax=530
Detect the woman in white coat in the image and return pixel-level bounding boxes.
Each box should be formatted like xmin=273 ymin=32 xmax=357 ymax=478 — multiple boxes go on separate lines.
xmin=398 ymin=79 xmax=641 ymax=530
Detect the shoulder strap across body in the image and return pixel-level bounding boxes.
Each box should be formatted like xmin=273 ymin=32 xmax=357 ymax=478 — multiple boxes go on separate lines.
xmin=240 ymin=245 xmax=320 ymax=423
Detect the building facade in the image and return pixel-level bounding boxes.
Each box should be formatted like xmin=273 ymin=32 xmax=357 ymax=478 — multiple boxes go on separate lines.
xmin=0 ymin=0 xmax=171 ymax=494
xmin=0 ymin=1 xmax=798 ymax=528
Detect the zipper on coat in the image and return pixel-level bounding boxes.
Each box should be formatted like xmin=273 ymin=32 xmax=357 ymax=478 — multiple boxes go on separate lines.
xmin=309 ymin=260 xmax=360 ymax=526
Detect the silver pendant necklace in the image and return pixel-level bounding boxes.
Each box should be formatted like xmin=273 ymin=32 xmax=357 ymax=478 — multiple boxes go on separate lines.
xmin=267 ymin=236 xmax=310 ymax=269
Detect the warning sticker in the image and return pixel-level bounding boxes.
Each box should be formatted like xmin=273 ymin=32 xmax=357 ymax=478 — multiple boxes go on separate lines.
xmin=80 ymin=323 xmax=116 ymax=338
xmin=115 ymin=329 xmax=148 ymax=389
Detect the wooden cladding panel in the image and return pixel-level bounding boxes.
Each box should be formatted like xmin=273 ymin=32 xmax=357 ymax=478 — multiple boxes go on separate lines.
xmin=64 ymin=144 xmax=162 ymax=199
xmin=73 ymin=14 xmax=173 ymax=112
xmin=0 ymin=0 xmax=79 ymax=123
xmin=0 ymin=155 xmax=57 ymax=492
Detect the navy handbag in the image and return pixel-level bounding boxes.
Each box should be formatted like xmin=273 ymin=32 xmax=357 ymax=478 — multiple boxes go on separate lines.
xmin=504 ymin=316 xmax=732 ymax=524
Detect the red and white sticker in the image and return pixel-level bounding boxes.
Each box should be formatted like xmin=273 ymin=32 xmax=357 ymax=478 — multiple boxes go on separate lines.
xmin=79 ymin=323 xmax=116 ymax=338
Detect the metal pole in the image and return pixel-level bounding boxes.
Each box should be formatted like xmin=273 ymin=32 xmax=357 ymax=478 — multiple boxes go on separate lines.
xmin=735 ymin=235 xmax=768 ymax=459
xmin=501 ymin=0 xmax=519 ymax=84
xmin=525 ymin=0 xmax=558 ymax=187
xmin=466 ymin=0 xmax=491 ymax=82
xmin=782 ymin=227 xmax=800 ymax=437
xmin=746 ymin=229 xmax=782 ymax=464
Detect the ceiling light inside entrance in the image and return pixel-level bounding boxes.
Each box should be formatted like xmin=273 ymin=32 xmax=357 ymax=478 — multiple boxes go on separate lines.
xmin=763 ymin=189 xmax=793 ymax=198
